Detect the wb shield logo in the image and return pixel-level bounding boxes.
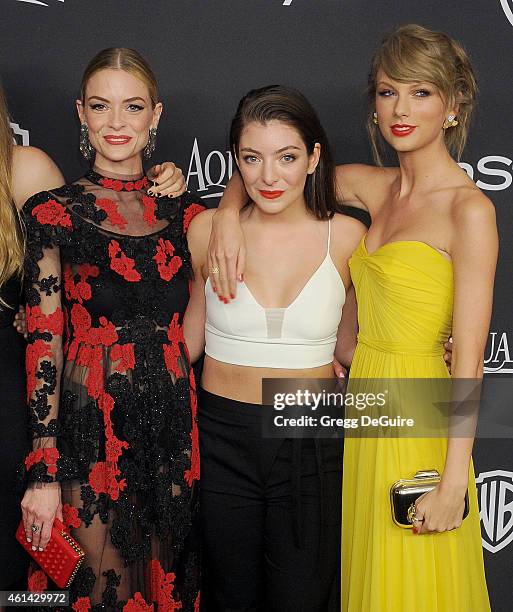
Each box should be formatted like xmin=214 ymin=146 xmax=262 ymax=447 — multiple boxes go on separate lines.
xmin=477 ymin=470 xmax=513 ymax=553
xmin=500 ymin=0 xmax=513 ymax=26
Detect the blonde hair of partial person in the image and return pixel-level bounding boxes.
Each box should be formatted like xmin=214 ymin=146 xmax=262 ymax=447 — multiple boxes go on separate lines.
xmin=367 ymin=23 xmax=477 ymax=164
xmin=0 ymin=82 xmax=25 ymax=306
xmin=80 ymin=47 xmax=159 ymax=107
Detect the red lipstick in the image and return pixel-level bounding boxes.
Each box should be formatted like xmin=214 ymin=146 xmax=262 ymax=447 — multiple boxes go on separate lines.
xmin=391 ymin=124 xmax=416 ymax=137
xmin=259 ymin=190 xmax=284 ymax=200
xmin=104 ymin=135 xmax=132 ymax=145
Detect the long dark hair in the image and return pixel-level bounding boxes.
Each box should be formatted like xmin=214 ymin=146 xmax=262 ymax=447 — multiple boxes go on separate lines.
xmin=229 ymin=85 xmax=339 ymax=220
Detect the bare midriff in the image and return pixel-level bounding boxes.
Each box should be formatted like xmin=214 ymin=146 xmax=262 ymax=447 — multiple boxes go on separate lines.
xmin=201 ymin=355 xmax=334 ymax=404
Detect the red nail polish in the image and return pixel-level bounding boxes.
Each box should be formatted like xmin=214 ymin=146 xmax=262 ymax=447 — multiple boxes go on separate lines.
xmin=224 ymin=298 xmax=229 ymax=304
xmin=231 ymin=294 xmax=235 ymax=299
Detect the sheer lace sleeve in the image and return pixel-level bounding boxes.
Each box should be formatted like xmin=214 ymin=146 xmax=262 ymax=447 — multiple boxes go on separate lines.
xmin=22 ymin=191 xmax=70 ymax=484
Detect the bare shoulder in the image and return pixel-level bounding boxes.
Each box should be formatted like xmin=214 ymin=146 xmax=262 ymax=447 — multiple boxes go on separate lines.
xmin=452 ymin=186 xmax=496 ymax=227
xmin=330 ymin=212 xmax=366 ymax=252
xmin=449 ymin=186 xmax=498 ymax=259
xmin=188 ymin=207 xmax=216 ymax=237
xmin=187 ymin=208 xmax=215 ymax=264
xmin=335 ymin=163 xmax=373 ymax=200
xmin=11 ymin=146 xmax=64 ymax=209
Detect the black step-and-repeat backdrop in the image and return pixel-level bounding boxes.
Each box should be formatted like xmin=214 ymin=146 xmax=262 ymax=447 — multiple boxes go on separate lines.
xmin=2 ymin=1 xmax=512 ymax=608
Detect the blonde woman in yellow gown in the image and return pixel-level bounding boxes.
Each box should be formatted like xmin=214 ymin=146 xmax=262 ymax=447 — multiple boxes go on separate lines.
xmin=206 ymin=24 xmax=495 ymax=612
xmin=333 ymin=26 xmax=495 ymax=611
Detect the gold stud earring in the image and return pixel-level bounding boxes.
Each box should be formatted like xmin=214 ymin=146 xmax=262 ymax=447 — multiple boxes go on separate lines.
xmin=443 ymin=115 xmax=459 ymax=129
xmin=372 ymin=112 xmax=378 ymax=125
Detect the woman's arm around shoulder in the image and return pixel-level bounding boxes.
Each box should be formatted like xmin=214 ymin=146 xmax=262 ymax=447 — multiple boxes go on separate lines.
xmin=335 ymin=163 xmax=396 ymax=215
xmin=11 ymin=146 xmax=64 ymax=209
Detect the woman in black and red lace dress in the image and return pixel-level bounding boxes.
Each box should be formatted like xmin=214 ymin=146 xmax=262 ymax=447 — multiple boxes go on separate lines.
xmin=20 ymin=48 xmax=204 ymax=610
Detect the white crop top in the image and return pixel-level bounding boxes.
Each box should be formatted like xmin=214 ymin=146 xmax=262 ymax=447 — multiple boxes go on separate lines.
xmin=204 ymin=220 xmax=346 ymax=368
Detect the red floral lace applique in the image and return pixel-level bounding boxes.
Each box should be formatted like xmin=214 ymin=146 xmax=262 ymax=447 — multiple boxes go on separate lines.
xmin=70 ymin=303 xmax=118 ymax=347
xmin=70 ymin=303 xmax=92 ymax=340
xmin=153 ymin=238 xmax=182 ymax=281
xmin=163 ymin=314 xmax=184 ymax=379
xmin=89 ymin=317 xmax=118 ymax=346
xmin=105 ymin=435 xmax=129 ymax=463
xmin=64 ymin=264 xmax=100 ymax=304
xmin=183 ymin=203 xmax=206 ymax=234
xmin=111 ymin=343 xmax=136 ymax=372
xmin=99 ymin=178 xmax=124 ymax=192
xmin=63 ymin=504 xmax=81 ymax=529
xmin=96 ymin=198 xmax=128 ymax=230
xmin=123 ymin=592 xmax=154 ymax=612
xmin=72 ymin=597 xmax=91 ymax=612
xmin=88 ymin=461 xmax=127 ymax=501
xmin=26 ymin=339 xmax=52 ymax=396
xmin=185 ymin=371 xmax=200 ymax=486
xmin=143 ymin=195 xmax=157 ymax=226
xmin=32 ymin=199 xmax=72 ymax=228
xmin=149 ymin=560 xmax=183 ymax=611
xmin=108 ymin=240 xmax=141 ymax=282
xmin=26 ymin=305 xmax=64 ymax=336
xmin=85 ymin=347 xmax=104 ymax=400
xmin=24 ymin=448 xmax=60 ymax=477
xmin=28 ymin=569 xmax=48 ymax=593
xmin=98 ymin=392 xmax=115 ymax=424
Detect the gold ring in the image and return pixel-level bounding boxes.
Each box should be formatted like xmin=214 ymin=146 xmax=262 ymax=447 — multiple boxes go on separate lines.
xmin=31 ymin=524 xmax=40 ymax=533
xmin=210 ymin=267 xmax=220 ymax=274
xmin=411 ymin=516 xmax=424 ymax=523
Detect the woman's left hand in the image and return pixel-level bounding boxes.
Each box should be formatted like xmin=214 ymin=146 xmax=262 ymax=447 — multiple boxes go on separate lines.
xmin=413 ymin=483 xmax=467 ymax=535
xmin=147 ymin=162 xmax=186 ymax=197
xmin=14 ymin=305 xmax=27 ymax=339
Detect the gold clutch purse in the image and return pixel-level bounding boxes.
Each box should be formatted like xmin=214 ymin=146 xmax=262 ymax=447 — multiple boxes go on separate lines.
xmin=390 ymin=469 xmax=469 ymax=528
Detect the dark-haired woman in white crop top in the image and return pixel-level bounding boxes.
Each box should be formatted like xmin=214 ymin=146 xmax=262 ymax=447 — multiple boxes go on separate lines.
xmin=183 ymin=85 xmax=365 ymax=611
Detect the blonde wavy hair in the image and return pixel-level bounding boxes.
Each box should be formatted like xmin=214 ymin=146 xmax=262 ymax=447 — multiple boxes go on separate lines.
xmin=80 ymin=47 xmax=159 ymax=107
xmin=0 ymin=82 xmax=25 ymax=305
xmin=367 ymin=24 xmax=477 ymax=164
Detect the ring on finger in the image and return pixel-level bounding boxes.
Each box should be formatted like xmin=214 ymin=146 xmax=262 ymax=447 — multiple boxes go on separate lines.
xmin=31 ymin=524 xmax=40 ymax=533
xmin=210 ymin=267 xmax=220 ymax=274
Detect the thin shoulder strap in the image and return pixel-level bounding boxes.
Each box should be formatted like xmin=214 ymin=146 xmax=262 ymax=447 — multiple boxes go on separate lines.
xmin=326 ymin=218 xmax=332 ymax=256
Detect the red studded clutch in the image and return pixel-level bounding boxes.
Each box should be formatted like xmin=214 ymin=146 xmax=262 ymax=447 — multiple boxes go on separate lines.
xmin=16 ymin=518 xmax=85 ymax=588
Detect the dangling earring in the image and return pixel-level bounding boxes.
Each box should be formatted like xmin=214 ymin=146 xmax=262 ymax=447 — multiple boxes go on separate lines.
xmin=372 ymin=112 xmax=379 ymax=125
xmin=79 ymin=123 xmax=94 ymax=160
xmin=443 ymin=114 xmax=459 ymax=129
xmin=143 ymin=127 xmax=157 ymax=160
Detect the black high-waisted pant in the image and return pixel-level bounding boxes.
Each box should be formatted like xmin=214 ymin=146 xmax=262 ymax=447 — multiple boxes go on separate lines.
xmin=198 ymin=388 xmax=343 ymax=612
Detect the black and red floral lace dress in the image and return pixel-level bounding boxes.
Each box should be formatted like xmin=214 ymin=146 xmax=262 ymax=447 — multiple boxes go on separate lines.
xmin=22 ymin=169 xmax=205 ymax=611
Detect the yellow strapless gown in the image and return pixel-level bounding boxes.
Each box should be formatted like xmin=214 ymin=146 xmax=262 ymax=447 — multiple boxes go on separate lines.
xmin=342 ymin=237 xmax=490 ymax=611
